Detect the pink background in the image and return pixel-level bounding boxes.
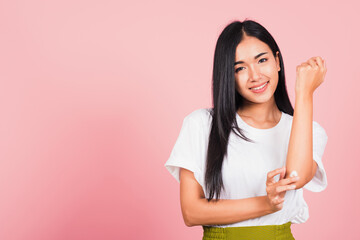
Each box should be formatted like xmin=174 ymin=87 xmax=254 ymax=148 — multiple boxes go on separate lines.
xmin=0 ymin=0 xmax=358 ymax=239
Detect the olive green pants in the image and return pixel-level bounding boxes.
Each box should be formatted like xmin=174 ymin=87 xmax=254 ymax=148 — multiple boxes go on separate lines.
xmin=202 ymin=221 xmax=295 ymax=240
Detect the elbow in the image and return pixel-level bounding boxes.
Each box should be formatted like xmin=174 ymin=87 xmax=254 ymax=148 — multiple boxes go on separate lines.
xmin=182 ymin=204 xmax=198 ymax=227
xmin=298 ymin=172 xmax=315 ymax=189
xmin=295 ymin=179 xmax=307 ymax=189
xmin=293 ymin=172 xmax=312 ymax=189
xmin=298 ymin=161 xmax=318 ymax=189
xmin=181 ymin=198 xmax=204 ymax=227
xmin=183 ymin=203 xmax=205 ymax=227
xmin=184 ymin=218 xmax=194 ymax=227
xmin=183 ymin=210 xmax=196 ymax=227
xmin=287 ymin=161 xmax=317 ymax=190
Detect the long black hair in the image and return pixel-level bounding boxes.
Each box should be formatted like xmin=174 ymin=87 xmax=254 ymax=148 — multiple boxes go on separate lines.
xmin=205 ymin=19 xmax=294 ymax=201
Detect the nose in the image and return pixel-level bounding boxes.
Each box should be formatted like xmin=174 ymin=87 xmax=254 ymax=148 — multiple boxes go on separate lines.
xmin=249 ymin=65 xmax=261 ymax=81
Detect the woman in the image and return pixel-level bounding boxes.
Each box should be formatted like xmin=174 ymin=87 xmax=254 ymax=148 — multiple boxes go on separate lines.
xmin=164 ymin=19 xmax=328 ymax=240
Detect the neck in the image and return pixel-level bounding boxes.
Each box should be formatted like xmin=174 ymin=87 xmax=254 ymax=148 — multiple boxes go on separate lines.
xmin=237 ymin=96 xmax=281 ymax=122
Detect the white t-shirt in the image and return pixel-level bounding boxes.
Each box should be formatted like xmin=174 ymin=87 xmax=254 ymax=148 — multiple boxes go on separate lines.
xmin=164 ymin=108 xmax=328 ymax=227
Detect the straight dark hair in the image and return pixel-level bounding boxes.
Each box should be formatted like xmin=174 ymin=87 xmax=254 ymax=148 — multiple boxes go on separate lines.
xmin=205 ymin=19 xmax=294 ymax=201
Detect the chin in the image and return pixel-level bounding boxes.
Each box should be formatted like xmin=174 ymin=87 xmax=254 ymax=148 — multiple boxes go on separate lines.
xmin=244 ymin=92 xmax=274 ymax=104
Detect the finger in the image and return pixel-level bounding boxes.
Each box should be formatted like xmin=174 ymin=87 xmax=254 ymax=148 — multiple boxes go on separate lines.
xmin=300 ymin=62 xmax=310 ymax=67
xmin=279 ymin=190 xmax=286 ymax=198
xmin=276 ymin=184 xmax=296 ymax=193
xmin=277 ymin=197 xmax=285 ymax=204
xmin=307 ymin=58 xmax=317 ymax=68
xmin=276 ymin=202 xmax=284 ymax=209
xmin=321 ymin=58 xmax=326 ymax=72
xmin=314 ymin=56 xmax=324 ymax=69
xmin=278 ymin=176 xmax=300 ymax=186
xmin=279 ymin=165 xmax=286 ymax=180
xmin=267 ymin=175 xmax=276 ymax=185
xmin=273 ymin=196 xmax=284 ymax=205
xmin=267 ymin=166 xmax=285 ymax=183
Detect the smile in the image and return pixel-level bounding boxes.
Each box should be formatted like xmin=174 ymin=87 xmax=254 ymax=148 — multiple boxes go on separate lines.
xmin=250 ymin=81 xmax=269 ymax=93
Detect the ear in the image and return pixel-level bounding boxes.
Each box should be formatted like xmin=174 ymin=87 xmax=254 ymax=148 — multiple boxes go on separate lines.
xmin=276 ymin=51 xmax=281 ymax=71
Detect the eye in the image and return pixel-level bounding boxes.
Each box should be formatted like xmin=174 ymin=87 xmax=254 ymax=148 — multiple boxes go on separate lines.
xmin=235 ymin=67 xmax=245 ymax=73
xmin=259 ymin=58 xmax=268 ymax=63
xmin=235 ymin=58 xmax=268 ymax=73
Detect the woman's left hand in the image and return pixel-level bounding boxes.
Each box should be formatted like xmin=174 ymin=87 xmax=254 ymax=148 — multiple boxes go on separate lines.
xmin=295 ymin=56 xmax=327 ymax=96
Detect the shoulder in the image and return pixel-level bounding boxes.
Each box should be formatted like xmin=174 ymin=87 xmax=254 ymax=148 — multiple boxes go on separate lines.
xmin=181 ymin=108 xmax=213 ymax=135
xmin=281 ymin=111 xmax=294 ymax=123
xmin=184 ymin=108 xmax=212 ymax=124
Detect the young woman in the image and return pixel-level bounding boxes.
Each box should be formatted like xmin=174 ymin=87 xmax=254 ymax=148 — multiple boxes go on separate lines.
xmin=164 ymin=19 xmax=328 ymax=240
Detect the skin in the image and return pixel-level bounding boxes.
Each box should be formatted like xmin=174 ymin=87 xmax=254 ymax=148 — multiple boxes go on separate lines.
xmin=234 ymin=33 xmax=327 ymax=209
xmin=286 ymin=56 xmax=327 ymax=191
xmin=178 ymin=34 xmax=327 ymax=226
xmin=234 ymin=34 xmax=282 ymax=126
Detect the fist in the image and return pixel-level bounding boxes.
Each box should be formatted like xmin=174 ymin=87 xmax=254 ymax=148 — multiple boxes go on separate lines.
xmin=295 ymin=56 xmax=327 ymax=95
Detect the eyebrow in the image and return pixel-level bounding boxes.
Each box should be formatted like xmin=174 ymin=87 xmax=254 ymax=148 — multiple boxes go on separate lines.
xmin=234 ymin=52 xmax=268 ymax=66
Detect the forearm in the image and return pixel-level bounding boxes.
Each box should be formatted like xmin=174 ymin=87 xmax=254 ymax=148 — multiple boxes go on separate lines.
xmin=185 ymin=196 xmax=273 ymax=226
xmin=285 ymin=92 xmax=313 ymax=188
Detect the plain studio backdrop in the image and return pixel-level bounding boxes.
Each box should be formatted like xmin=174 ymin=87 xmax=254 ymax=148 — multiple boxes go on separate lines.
xmin=0 ymin=0 xmax=358 ymax=239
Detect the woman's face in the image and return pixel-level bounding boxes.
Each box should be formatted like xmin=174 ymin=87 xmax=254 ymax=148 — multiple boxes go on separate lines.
xmin=234 ymin=35 xmax=280 ymax=105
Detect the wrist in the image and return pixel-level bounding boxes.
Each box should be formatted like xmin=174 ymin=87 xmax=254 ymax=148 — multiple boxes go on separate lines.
xmin=295 ymin=91 xmax=313 ymax=102
xmin=262 ymin=196 xmax=274 ymax=214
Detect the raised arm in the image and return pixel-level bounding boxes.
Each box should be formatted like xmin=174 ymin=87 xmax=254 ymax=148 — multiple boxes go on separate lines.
xmin=285 ymin=57 xmax=327 ymax=188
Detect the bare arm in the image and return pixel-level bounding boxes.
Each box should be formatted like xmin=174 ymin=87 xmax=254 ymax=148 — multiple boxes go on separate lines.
xmin=285 ymin=57 xmax=327 ymax=188
xmin=285 ymin=93 xmax=315 ymax=188
xmin=180 ymin=168 xmax=274 ymax=227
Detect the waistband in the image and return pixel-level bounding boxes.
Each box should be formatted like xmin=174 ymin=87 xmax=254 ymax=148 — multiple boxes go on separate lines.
xmin=202 ymin=221 xmax=294 ymax=240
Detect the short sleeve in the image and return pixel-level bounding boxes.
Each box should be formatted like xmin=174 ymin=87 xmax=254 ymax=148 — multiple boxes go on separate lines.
xmin=164 ymin=111 xmax=208 ymax=190
xmin=303 ymin=121 xmax=328 ymax=192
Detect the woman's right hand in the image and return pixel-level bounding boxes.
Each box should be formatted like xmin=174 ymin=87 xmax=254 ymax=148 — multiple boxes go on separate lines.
xmin=265 ymin=166 xmax=300 ymax=213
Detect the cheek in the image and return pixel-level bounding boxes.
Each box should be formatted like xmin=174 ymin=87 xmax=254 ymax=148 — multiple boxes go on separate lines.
xmin=262 ymin=64 xmax=276 ymax=76
xmin=262 ymin=65 xmax=279 ymax=85
xmin=235 ymin=78 xmax=247 ymax=93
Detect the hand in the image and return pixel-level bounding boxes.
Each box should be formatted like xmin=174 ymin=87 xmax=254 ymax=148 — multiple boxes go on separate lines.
xmin=295 ymin=56 xmax=327 ymax=96
xmin=265 ymin=166 xmax=300 ymax=213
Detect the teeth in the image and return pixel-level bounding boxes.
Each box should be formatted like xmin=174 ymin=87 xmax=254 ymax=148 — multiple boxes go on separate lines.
xmin=251 ymin=81 xmax=268 ymax=90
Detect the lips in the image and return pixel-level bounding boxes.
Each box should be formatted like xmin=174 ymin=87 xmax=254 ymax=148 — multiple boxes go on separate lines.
xmin=249 ymin=81 xmax=269 ymax=89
